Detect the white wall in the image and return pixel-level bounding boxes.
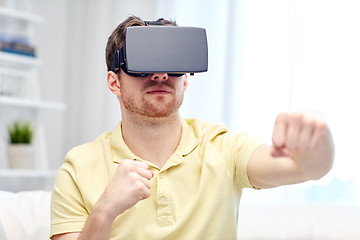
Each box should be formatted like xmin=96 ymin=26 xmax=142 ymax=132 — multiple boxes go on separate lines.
xmin=62 ymin=0 xmax=159 ymax=153
xmin=29 ymin=0 xmax=304 ymax=169
xmin=24 ymin=0 xmax=360 ymax=205
xmin=33 ymin=0 xmax=159 ymax=168
xmin=32 ymin=0 xmax=68 ymax=169
xmin=32 ymin=0 xmax=231 ymax=169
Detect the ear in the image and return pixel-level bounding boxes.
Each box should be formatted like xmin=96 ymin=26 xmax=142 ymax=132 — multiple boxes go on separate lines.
xmin=183 ymin=73 xmax=188 ymax=91
xmin=107 ymin=71 xmax=121 ymax=96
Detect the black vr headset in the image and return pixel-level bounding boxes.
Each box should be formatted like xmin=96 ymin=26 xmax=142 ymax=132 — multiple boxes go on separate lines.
xmin=110 ymin=21 xmax=208 ymax=77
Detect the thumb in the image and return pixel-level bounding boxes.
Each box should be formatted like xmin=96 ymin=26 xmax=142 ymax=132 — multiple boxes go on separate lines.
xmin=271 ymin=146 xmax=291 ymax=158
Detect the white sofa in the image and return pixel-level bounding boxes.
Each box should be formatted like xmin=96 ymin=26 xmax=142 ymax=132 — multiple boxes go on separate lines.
xmin=0 ymin=190 xmax=360 ymax=240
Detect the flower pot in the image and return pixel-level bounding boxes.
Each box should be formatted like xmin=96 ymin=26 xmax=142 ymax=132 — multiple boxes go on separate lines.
xmin=7 ymin=144 xmax=34 ymax=169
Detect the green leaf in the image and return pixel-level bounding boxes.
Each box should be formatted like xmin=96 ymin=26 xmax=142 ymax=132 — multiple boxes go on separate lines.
xmin=7 ymin=121 xmax=34 ymax=144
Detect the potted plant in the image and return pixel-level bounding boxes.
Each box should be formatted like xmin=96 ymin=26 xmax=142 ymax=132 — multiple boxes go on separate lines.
xmin=7 ymin=121 xmax=35 ymax=169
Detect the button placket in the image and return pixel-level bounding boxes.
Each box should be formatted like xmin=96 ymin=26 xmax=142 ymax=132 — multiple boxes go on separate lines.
xmin=159 ymin=196 xmax=166 ymax=204
xmin=156 ymin=172 xmax=174 ymax=225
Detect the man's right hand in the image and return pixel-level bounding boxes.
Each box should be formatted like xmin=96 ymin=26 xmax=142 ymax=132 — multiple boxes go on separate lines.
xmin=99 ymin=159 xmax=154 ymax=219
xmin=53 ymin=159 xmax=153 ymax=240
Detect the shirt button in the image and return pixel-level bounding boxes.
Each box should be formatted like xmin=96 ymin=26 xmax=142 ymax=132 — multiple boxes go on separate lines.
xmin=159 ymin=196 xmax=166 ymax=204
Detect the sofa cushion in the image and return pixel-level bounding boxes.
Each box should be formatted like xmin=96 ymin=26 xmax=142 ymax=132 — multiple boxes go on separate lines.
xmin=0 ymin=190 xmax=51 ymax=240
xmin=1 ymin=190 xmax=360 ymax=240
xmin=238 ymin=203 xmax=360 ymax=240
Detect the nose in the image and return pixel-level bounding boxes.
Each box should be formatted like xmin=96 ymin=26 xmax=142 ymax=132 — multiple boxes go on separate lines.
xmin=150 ymin=72 xmax=168 ymax=82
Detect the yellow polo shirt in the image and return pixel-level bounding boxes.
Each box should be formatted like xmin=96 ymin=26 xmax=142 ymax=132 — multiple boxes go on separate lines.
xmin=51 ymin=118 xmax=262 ymax=239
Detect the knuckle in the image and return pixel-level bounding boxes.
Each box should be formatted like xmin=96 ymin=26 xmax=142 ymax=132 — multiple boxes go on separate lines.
xmin=133 ymin=180 xmax=144 ymax=192
xmin=123 ymin=163 xmax=136 ymax=173
xmin=315 ymin=121 xmax=327 ymax=136
xmin=129 ymin=172 xmax=139 ymax=181
xmin=304 ymin=116 xmax=315 ymax=125
xmin=276 ymin=112 xmax=287 ymax=123
xmin=290 ymin=112 xmax=304 ymax=123
xmin=140 ymin=188 xmax=151 ymax=199
xmin=316 ymin=121 xmax=327 ymax=130
xmin=136 ymin=180 xmax=143 ymax=189
xmin=143 ymin=191 xmax=151 ymax=199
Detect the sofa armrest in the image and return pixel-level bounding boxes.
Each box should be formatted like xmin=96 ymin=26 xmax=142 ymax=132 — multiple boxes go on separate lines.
xmin=0 ymin=218 xmax=7 ymax=240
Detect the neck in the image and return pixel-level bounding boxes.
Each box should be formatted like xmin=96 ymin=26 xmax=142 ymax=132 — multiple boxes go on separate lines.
xmin=121 ymin=111 xmax=182 ymax=169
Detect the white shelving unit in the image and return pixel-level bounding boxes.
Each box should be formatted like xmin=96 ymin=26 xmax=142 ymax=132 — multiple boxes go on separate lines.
xmin=0 ymin=168 xmax=57 ymax=178
xmin=0 ymin=50 xmax=41 ymax=67
xmin=0 ymin=1 xmax=65 ymax=191
xmin=0 ymin=6 xmax=42 ymax=23
xmin=0 ymin=95 xmax=66 ymax=109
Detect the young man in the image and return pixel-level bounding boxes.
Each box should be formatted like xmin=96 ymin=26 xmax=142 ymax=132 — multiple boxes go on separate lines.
xmin=51 ymin=16 xmax=334 ymax=240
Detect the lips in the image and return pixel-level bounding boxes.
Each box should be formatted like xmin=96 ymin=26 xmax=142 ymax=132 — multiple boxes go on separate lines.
xmin=146 ymin=87 xmax=171 ymax=94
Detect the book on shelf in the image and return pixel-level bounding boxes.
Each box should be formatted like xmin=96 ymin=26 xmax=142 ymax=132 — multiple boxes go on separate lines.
xmin=0 ymin=33 xmax=36 ymax=57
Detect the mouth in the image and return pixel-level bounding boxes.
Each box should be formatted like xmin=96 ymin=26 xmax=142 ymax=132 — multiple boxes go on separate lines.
xmin=146 ymin=87 xmax=171 ymax=95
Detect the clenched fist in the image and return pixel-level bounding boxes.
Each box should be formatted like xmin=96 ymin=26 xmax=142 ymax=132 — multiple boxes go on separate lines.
xmin=247 ymin=111 xmax=334 ymax=189
xmin=271 ymin=111 xmax=334 ymax=179
xmin=96 ymin=159 xmax=154 ymax=220
xmin=272 ymin=112 xmax=329 ymax=154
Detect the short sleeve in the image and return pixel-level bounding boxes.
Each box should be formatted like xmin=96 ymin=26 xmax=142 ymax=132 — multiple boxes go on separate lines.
xmin=50 ymin=157 xmax=88 ymax=238
xmin=232 ymin=134 xmax=263 ymax=190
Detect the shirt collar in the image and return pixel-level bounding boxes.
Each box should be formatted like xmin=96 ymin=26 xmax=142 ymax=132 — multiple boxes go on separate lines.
xmin=110 ymin=118 xmax=200 ymax=165
xmin=176 ymin=118 xmax=200 ymax=157
xmin=110 ymin=122 xmax=137 ymax=164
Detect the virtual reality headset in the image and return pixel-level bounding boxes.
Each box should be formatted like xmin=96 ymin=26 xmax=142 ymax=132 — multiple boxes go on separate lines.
xmin=110 ymin=24 xmax=208 ymax=77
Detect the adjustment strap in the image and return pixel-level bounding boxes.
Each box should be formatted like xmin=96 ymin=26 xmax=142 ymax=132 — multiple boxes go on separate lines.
xmin=110 ymin=47 xmax=125 ymax=73
xmin=144 ymin=21 xmax=164 ymax=26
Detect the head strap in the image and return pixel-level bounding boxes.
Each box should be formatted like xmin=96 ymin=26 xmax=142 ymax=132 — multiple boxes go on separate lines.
xmin=110 ymin=48 xmax=125 ymax=73
xmin=144 ymin=21 xmax=165 ymax=26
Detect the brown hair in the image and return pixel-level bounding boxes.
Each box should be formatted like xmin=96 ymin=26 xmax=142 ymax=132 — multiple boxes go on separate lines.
xmin=105 ymin=16 xmax=177 ymax=71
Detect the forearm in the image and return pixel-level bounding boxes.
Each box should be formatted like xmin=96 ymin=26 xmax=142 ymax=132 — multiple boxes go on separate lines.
xmin=78 ymin=199 xmax=117 ymax=240
xmin=248 ymin=145 xmax=319 ymax=189
xmin=248 ymin=130 xmax=334 ymax=189
xmin=52 ymin=202 xmax=116 ymax=240
xmin=79 ymin=160 xmax=152 ymax=239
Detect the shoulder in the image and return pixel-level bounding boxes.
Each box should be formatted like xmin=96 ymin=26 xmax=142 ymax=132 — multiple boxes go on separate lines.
xmin=185 ymin=119 xmax=263 ymax=154
xmin=54 ymin=130 xmax=115 ymax=191
xmin=184 ymin=118 xmax=258 ymax=144
xmin=64 ymin=131 xmax=112 ymax=168
xmin=183 ymin=118 xmax=229 ymax=140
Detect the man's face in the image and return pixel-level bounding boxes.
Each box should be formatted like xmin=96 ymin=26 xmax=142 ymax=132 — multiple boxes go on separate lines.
xmin=118 ymin=70 xmax=188 ymax=119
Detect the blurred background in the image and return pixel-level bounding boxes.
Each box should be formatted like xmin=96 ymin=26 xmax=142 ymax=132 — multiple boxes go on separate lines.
xmin=0 ymin=0 xmax=359 ymax=206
